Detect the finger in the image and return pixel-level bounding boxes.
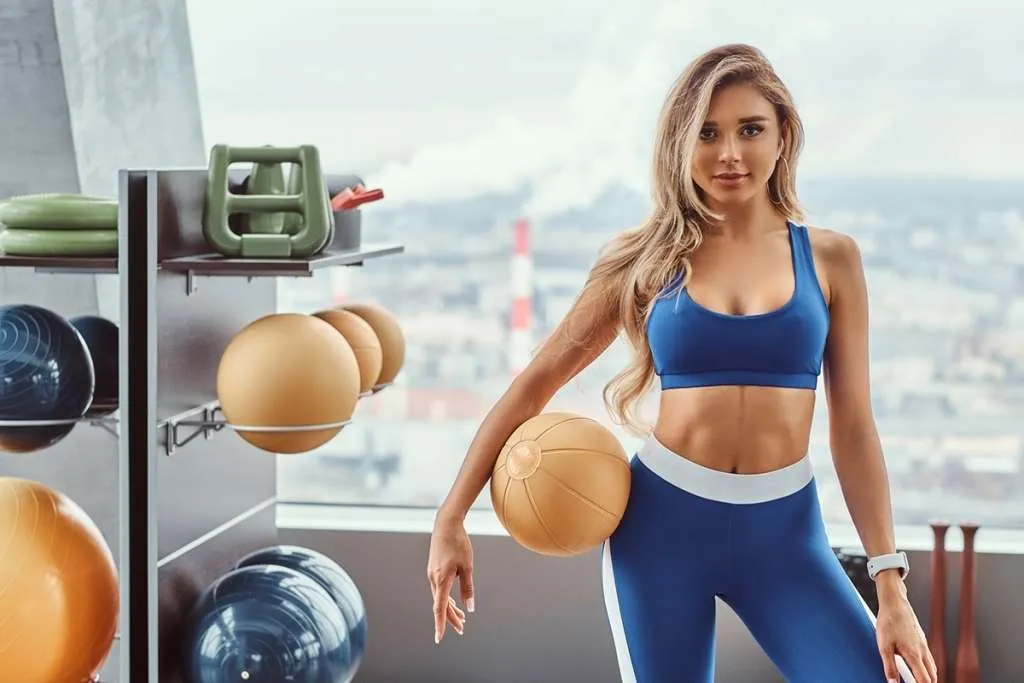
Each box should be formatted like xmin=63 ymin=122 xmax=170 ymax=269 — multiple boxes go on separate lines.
xmin=922 ymin=647 xmax=938 ymax=683
xmin=446 ymin=596 xmax=466 ymax=632
xmin=880 ymin=645 xmax=898 ymax=682
xmin=458 ymin=565 xmax=476 ymax=613
xmin=446 ymin=593 xmax=466 ymax=626
xmin=892 ymin=650 xmax=916 ymax=683
xmin=448 ymin=595 xmax=466 ymax=621
xmin=908 ymin=652 xmax=933 ymax=683
xmin=894 ymin=649 xmax=923 ymax=683
xmin=909 ymin=657 xmax=928 ymax=683
xmin=447 ymin=601 xmax=465 ymax=634
xmin=433 ymin=574 xmax=454 ymax=644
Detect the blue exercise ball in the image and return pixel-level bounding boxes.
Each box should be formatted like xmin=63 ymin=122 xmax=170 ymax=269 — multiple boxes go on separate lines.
xmin=181 ymin=564 xmax=354 ymax=683
xmin=69 ymin=315 xmax=118 ymax=417
xmin=235 ymin=545 xmax=367 ymax=679
xmin=0 ymin=303 xmax=94 ymax=453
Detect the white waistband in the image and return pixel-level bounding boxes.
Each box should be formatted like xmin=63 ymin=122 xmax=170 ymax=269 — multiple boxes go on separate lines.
xmin=636 ymin=435 xmax=814 ymax=504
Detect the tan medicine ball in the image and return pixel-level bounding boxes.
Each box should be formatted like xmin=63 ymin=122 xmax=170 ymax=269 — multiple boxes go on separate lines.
xmin=216 ymin=313 xmax=360 ymax=454
xmin=339 ymin=301 xmax=405 ymax=386
xmin=490 ymin=412 xmax=631 ymax=557
xmin=313 ymin=308 xmax=383 ymax=394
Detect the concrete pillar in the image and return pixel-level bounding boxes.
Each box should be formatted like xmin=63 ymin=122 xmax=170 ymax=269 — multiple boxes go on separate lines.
xmin=0 ymin=1 xmax=206 ymax=679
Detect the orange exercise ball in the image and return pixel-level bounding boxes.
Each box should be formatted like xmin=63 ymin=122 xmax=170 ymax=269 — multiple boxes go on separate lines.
xmin=216 ymin=312 xmax=360 ymax=454
xmin=339 ymin=301 xmax=405 ymax=387
xmin=313 ymin=308 xmax=383 ymax=394
xmin=490 ymin=412 xmax=631 ymax=557
xmin=0 ymin=477 xmax=119 ymax=683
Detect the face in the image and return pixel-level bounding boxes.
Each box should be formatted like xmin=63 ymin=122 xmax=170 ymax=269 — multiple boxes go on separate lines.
xmin=690 ymin=82 xmax=783 ymax=207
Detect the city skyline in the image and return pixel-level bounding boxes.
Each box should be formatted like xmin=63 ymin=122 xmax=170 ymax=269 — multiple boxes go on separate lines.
xmin=275 ymin=174 xmax=1024 ymax=530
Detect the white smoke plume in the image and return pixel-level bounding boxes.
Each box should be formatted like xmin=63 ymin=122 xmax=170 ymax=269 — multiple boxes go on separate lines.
xmin=368 ymin=0 xmax=1024 ymax=220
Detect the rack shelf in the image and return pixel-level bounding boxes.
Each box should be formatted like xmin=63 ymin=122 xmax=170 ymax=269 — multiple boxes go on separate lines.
xmin=161 ymin=242 xmax=404 ymax=277
xmin=0 ymin=254 xmax=118 ymax=274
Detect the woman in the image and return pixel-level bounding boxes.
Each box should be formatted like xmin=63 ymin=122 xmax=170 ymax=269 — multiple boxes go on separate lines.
xmin=427 ymin=43 xmax=937 ymax=683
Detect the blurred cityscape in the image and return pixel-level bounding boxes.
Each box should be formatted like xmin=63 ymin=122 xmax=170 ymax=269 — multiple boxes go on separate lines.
xmin=276 ymin=176 xmax=1024 ymax=529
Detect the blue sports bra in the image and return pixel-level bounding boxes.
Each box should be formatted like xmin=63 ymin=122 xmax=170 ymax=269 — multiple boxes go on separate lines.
xmin=647 ymin=220 xmax=830 ymax=390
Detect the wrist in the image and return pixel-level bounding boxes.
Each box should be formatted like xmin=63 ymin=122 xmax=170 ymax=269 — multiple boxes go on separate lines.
xmin=435 ymin=505 xmax=466 ymax=528
xmin=874 ymin=569 xmax=907 ymax=602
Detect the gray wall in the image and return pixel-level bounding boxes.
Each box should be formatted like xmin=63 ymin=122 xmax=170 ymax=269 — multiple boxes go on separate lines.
xmin=0 ymin=0 xmax=206 ymax=552
xmin=0 ymin=1 xmax=205 ymax=681
xmin=281 ymin=525 xmax=1018 ymax=683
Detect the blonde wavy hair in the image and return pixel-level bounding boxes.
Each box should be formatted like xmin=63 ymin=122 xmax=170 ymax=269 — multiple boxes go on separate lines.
xmin=589 ymin=44 xmax=808 ymax=435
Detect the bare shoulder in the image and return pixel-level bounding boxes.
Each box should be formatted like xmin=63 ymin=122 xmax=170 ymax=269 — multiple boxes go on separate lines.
xmin=804 ymin=225 xmax=865 ymax=304
xmin=806 ymin=225 xmax=861 ymax=264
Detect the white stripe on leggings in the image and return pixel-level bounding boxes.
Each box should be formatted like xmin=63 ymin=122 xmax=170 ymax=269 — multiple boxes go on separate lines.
xmin=601 ymin=540 xmax=638 ymax=683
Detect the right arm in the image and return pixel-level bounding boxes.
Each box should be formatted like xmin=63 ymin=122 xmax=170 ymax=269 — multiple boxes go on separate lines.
xmin=435 ymin=252 xmax=624 ymax=525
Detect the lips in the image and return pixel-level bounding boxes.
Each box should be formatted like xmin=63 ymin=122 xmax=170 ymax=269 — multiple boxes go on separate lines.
xmin=714 ymin=172 xmax=748 ymax=179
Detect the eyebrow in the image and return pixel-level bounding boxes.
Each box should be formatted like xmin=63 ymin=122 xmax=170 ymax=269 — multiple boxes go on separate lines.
xmin=703 ymin=115 xmax=770 ymax=127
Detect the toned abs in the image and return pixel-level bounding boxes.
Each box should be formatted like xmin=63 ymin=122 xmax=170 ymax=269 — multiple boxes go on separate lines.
xmin=653 ymin=385 xmax=816 ymax=474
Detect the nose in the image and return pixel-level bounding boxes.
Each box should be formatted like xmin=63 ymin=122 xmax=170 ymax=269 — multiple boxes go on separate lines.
xmin=718 ymin=135 xmax=741 ymax=163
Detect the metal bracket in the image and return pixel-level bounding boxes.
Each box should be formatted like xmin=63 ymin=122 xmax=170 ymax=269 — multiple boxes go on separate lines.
xmin=0 ymin=415 xmax=118 ymax=437
xmin=161 ymin=400 xmax=356 ymax=456
xmin=184 ymin=272 xmax=258 ymax=296
xmin=89 ymin=416 xmax=120 ymax=438
xmin=163 ymin=402 xmax=223 ymax=456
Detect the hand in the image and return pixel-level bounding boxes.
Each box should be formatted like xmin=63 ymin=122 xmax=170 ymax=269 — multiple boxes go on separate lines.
xmin=427 ymin=515 xmax=476 ymax=644
xmin=875 ymin=577 xmax=937 ymax=683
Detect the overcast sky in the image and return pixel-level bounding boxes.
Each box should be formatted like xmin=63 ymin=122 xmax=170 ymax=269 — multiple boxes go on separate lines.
xmin=185 ymin=0 xmax=1023 ymax=217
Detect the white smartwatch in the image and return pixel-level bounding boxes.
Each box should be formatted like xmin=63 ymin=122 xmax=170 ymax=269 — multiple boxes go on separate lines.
xmin=866 ymin=551 xmax=909 ymax=581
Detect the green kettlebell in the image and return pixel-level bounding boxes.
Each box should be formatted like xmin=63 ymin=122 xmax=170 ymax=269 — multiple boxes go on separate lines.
xmin=203 ymin=144 xmax=333 ymax=259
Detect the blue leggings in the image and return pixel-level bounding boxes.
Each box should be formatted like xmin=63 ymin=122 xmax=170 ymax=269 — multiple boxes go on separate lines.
xmin=601 ymin=437 xmax=908 ymax=683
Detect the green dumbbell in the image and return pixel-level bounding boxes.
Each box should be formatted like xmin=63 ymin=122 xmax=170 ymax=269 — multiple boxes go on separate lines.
xmin=203 ymin=144 xmax=333 ymax=259
xmin=280 ymin=163 xmax=335 ymax=244
xmin=245 ymin=158 xmax=288 ymax=236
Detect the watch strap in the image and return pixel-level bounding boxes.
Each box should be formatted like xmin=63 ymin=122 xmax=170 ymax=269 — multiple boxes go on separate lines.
xmin=866 ymin=551 xmax=909 ymax=580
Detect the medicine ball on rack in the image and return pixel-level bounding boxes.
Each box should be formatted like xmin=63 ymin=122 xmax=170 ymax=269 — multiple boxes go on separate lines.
xmin=338 ymin=301 xmax=405 ymax=388
xmin=216 ymin=312 xmax=360 ymax=453
xmin=312 ymin=308 xmax=383 ymax=395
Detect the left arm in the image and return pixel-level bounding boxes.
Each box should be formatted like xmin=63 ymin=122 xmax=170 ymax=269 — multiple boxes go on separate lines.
xmin=819 ymin=230 xmax=905 ymax=603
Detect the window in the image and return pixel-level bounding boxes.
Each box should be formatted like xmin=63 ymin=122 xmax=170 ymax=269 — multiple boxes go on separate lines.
xmin=188 ymin=1 xmax=1024 ymax=532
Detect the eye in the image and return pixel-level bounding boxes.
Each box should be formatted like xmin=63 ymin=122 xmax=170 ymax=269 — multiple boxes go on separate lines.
xmin=740 ymin=124 xmax=764 ymax=137
xmin=698 ymin=128 xmax=716 ymax=141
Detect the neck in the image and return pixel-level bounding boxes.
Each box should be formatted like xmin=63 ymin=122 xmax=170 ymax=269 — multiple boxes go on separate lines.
xmin=704 ymin=195 xmax=785 ymax=239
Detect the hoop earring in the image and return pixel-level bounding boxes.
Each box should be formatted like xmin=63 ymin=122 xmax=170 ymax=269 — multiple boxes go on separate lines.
xmin=779 ymin=155 xmax=791 ymax=178
xmin=769 ymin=156 xmax=791 ymax=209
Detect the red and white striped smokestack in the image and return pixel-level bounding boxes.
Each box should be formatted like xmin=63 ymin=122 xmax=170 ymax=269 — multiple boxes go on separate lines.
xmin=510 ymin=217 xmax=533 ymax=377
